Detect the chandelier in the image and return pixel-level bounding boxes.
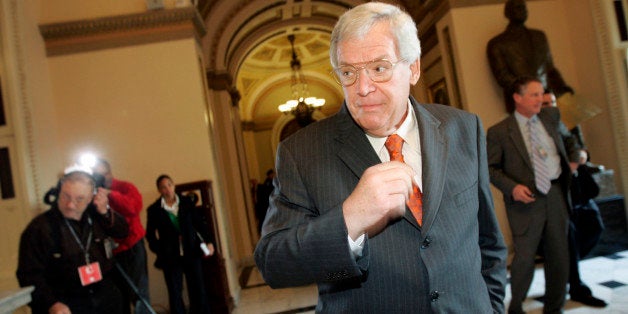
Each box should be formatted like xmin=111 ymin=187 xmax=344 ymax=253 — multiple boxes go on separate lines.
xmin=277 ymin=34 xmax=325 ymax=126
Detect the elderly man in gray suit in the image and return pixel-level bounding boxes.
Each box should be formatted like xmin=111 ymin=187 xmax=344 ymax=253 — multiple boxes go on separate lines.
xmin=488 ymin=76 xmax=581 ymax=313
xmin=254 ymin=2 xmax=507 ymax=313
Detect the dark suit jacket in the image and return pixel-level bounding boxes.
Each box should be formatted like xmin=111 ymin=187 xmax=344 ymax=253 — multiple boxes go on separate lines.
xmin=255 ymin=97 xmax=507 ymax=313
xmin=487 ymin=107 xmax=579 ymax=234
xmin=146 ymin=194 xmax=209 ymax=268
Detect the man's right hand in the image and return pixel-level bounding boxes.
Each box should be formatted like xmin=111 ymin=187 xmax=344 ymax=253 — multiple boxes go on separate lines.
xmin=93 ymin=188 xmax=110 ymax=215
xmin=342 ymin=161 xmax=416 ymax=240
xmin=49 ymin=302 xmax=71 ymax=314
xmin=512 ymin=184 xmax=536 ymax=204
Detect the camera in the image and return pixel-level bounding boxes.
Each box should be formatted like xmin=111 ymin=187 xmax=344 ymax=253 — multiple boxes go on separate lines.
xmin=93 ymin=172 xmax=106 ymax=189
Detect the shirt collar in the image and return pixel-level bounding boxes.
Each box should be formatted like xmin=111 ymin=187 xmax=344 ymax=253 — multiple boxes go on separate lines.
xmin=514 ymin=110 xmax=538 ymax=126
xmin=161 ymin=194 xmax=179 ymax=212
xmin=367 ymin=99 xmax=417 ymax=151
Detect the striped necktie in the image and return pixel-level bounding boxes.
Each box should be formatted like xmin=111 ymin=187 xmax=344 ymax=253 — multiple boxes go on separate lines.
xmin=527 ymin=119 xmax=551 ymax=194
xmin=385 ymin=134 xmax=423 ymax=225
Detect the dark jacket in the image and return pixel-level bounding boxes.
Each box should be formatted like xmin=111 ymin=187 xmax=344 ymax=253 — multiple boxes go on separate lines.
xmin=146 ymin=194 xmax=210 ymax=269
xmin=16 ymin=205 xmax=128 ymax=313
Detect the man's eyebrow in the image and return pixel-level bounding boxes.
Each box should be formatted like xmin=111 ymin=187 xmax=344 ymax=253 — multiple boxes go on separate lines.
xmin=338 ymin=56 xmax=391 ymax=67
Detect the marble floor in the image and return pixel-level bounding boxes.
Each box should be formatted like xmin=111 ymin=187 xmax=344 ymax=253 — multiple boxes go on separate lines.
xmin=233 ymin=250 xmax=628 ymax=314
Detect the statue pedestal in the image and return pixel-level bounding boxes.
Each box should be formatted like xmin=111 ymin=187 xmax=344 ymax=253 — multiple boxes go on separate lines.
xmin=0 ymin=286 xmax=34 ymax=313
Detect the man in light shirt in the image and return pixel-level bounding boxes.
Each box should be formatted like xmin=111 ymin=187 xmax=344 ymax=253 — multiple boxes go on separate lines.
xmin=488 ymin=76 xmax=582 ymax=313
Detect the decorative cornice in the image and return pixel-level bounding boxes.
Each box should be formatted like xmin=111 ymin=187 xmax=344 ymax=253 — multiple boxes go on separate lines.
xmin=206 ymin=71 xmax=242 ymax=107
xmin=39 ymin=7 xmax=206 ymax=56
xmin=206 ymin=71 xmax=234 ymax=90
xmin=241 ymin=121 xmax=255 ymax=131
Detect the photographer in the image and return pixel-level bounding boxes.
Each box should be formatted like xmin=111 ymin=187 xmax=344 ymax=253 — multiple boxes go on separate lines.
xmin=92 ymin=159 xmax=150 ymax=314
xmin=17 ymin=168 xmax=129 ymax=314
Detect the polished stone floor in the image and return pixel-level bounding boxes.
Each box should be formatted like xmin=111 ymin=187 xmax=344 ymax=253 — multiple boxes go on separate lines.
xmin=510 ymin=250 xmax=628 ymax=313
xmin=233 ymin=250 xmax=628 ymax=314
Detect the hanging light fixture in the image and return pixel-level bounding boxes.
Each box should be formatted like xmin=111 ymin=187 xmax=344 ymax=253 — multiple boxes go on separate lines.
xmin=277 ymin=34 xmax=325 ymax=126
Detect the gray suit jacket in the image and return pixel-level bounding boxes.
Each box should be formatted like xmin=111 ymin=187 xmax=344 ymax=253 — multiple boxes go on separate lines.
xmin=487 ymin=108 xmax=578 ymax=201
xmin=487 ymin=107 xmax=579 ymax=233
xmin=255 ymin=97 xmax=507 ymax=313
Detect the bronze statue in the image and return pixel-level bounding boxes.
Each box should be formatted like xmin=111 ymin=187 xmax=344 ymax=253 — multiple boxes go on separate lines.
xmin=487 ymin=0 xmax=573 ymax=112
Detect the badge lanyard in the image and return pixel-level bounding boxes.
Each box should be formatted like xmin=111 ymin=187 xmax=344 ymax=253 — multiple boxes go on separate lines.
xmin=64 ymin=216 xmax=93 ymax=265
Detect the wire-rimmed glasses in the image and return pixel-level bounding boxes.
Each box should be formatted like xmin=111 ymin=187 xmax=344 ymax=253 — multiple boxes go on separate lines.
xmin=332 ymin=59 xmax=405 ymax=87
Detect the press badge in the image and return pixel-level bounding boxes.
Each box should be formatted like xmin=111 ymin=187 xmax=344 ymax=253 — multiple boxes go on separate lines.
xmin=78 ymin=262 xmax=103 ymax=286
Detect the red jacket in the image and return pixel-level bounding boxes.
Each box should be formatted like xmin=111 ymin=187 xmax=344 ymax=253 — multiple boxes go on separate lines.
xmin=109 ymin=178 xmax=145 ymax=253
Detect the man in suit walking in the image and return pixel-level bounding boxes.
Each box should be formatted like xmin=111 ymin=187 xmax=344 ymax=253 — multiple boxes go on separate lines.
xmin=487 ymin=76 xmax=581 ymax=313
xmin=254 ymin=2 xmax=508 ymax=312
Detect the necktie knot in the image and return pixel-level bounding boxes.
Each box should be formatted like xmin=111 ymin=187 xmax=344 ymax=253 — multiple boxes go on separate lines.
xmin=385 ymin=134 xmax=404 ymax=162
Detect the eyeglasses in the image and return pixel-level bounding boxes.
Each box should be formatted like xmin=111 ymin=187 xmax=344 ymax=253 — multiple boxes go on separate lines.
xmin=332 ymin=59 xmax=405 ymax=87
xmin=59 ymin=192 xmax=91 ymax=206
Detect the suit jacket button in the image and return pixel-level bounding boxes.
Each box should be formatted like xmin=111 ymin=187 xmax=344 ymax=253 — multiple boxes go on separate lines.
xmin=421 ymin=237 xmax=431 ymax=249
xmin=430 ymin=291 xmax=439 ymax=301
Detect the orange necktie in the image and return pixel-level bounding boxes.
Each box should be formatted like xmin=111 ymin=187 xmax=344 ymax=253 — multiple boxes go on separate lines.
xmin=385 ymin=134 xmax=423 ymax=226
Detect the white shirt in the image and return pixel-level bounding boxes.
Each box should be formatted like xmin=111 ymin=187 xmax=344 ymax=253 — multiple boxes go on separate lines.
xmin=161 ymin=194 xmax=180 ymax=216
xmin=348 ymin=100 xmax=422 ymax=257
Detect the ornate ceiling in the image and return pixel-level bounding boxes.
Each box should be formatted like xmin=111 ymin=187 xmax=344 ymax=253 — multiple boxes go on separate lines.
xmin=236 ymin=31 xmax=343 ymax=129
xmin=198 ymin=0 xmax=453 ymax=130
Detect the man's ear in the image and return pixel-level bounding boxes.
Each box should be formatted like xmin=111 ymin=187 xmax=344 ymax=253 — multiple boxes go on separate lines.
xmin=409 ymin=58 xmax=421 ymax=85
xmin=513 ymin=92 xmax=521 ymax=105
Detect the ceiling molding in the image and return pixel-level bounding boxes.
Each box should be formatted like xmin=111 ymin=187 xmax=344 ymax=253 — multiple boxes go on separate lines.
xmin=39 ymin=7 xmax=206 ymax=56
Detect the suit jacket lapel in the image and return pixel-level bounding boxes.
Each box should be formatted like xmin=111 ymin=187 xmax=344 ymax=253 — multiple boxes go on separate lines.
xmin=507 ymin=116 xmax=533 ymax=171
xmin=413 ymin=99 xmax=446 ymax=233
xmin=334 ymin=104 xmax=382 ymax=179
xmin=538 ymin=112 xmax=568 ymax=161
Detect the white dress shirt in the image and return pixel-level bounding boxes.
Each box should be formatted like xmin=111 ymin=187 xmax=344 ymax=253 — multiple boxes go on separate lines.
xmin=161 ymin=194 xmax=180 ymax=216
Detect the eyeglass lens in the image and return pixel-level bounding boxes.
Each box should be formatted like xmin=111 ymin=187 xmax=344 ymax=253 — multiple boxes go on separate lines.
xmin=333 ymin=59 xmax=398 ymax=86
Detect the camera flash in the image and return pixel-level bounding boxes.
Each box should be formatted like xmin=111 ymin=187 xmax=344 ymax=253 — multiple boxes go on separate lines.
xmin=79 ymin=153 xmax=98 ymax=169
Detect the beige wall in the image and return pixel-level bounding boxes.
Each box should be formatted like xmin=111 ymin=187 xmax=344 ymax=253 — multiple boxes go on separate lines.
xmin=44 ymin=38 xmax=236 ymax=307
xmin=48 ymin=40 xmax=212 ymax=184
